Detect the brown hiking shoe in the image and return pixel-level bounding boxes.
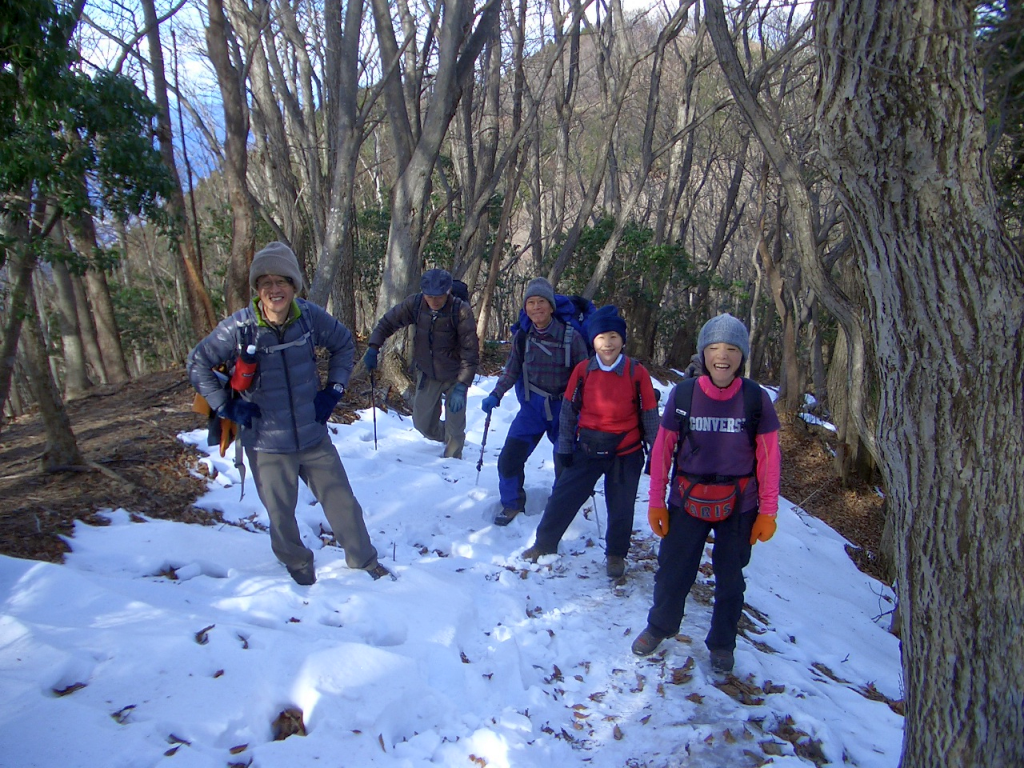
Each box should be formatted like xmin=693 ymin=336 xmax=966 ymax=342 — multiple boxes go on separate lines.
xmin=521 ymin=545 xmax=555 ymax=563
xmin=368 ymin=563 xmax=396 ymax=581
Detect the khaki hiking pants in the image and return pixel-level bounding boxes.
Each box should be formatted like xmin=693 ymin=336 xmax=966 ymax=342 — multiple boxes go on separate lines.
xmin=246 ymin=435 xmax=378 ymax=573
xmin=412 ymin=371 xmax=466 ymax=459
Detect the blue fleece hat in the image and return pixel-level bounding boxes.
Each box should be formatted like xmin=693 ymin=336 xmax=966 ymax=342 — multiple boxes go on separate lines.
xmin=586 ymin=305 xmax=627 ymax=345
xmin=420 ymin=268 xmax=453 ymax=296
xmin=697 ymin=313 xmax=750 ymax=362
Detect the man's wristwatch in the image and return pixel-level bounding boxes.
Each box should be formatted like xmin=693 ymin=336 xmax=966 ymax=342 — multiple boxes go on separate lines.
xmin=330 ymin=383 xmax=345 ymax=395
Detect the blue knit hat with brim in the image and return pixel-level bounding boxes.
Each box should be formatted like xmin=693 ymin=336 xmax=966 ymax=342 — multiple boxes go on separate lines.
xmin=586 ymin=305 xmax=627 ymax=345
xmin=697 ymin=313 xmax=749 ymax=362
xmin=421 ymin=268 xmax=453 ymax=296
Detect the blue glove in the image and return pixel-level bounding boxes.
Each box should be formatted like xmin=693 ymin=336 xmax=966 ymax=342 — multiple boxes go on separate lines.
xmin=219 ymin=399 xmax=261 ymax=429
xmin=448 ymin=383 xmax=467 ymax=413
xmin=363 ymin=347 xmax=379 ymax=370
xmin=314 ymin=386 xmax=344 ymax=424
xmin=481 ymin=394 xmax=500 ymax=414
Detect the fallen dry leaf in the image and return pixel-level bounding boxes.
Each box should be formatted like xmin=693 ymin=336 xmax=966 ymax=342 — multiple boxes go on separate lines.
xmin=194 ymin=624 xmax=215 ymax=645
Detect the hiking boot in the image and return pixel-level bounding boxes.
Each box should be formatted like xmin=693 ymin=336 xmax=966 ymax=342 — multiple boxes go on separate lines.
xmin=521 ymin=545 xmax=555 ymax=563
xmin=710 ymin=649 xmax=735 ymax=674
xmin=287 ymin=563 xmax=316 ymax=586
xmin=606 ymin=556 xmax=626 ymax=579
xmin=631 ymin=627 xmax=665 ymax=657
xmin=368 ymin=563 xmax=396 ymax=581
xmin=494 ymin=507 xmax=522 ymax=526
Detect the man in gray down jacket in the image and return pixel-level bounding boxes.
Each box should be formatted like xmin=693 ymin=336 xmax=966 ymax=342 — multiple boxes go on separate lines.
xmin=187 ymin=241 xmax=392 ymax=586
xmin=363 ymin=268 xmax=479 ymax=459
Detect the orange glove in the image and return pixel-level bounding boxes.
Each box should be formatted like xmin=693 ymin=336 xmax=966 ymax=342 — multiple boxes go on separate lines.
xmin=648 ymin=507 xmax=669 ymax=538
xmin=750 ymin=514 xmax=777 ymax=545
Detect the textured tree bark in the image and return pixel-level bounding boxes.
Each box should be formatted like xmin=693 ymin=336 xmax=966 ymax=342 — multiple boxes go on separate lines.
xmin=815 ymin=2 xmax=1024 ymax=764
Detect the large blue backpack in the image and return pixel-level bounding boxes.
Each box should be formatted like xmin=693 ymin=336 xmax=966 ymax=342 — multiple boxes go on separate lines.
xmin=510 ymin=294 xmax=597 ymax=362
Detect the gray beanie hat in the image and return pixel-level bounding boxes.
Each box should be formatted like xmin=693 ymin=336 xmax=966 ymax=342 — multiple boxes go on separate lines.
xmin=697 ymin=313 xmax=750 ymax=362
xmin=420 ymin=268 xmax=453 ymax=295
xmin=524 ymin=277 xmax=556 ymax=310
xmin=250 ymin=241 xmax=304 ymax=293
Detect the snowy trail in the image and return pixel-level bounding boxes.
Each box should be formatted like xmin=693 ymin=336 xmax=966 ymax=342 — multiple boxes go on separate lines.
xmin=0 ymin=376 xmax=903 ymax=767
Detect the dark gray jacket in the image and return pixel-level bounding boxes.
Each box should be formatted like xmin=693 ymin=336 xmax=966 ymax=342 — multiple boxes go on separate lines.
xmin=367 ymin=293 xmax=479 ymax=386
xmin=187 ymin=299 xmax=354 ymax=453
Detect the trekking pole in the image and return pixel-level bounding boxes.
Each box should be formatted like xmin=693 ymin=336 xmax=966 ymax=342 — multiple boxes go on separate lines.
xmin=475 ymin=411 xmax=492 ymax=486
xmin=369 ymin=368 xmax=378 ymax=451
xmin=591 ymin=492 xmax=603 ymax=541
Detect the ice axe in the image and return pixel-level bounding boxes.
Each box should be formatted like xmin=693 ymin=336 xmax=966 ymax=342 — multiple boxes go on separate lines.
xmin=475 ymin=411 xmax=492 ymax=485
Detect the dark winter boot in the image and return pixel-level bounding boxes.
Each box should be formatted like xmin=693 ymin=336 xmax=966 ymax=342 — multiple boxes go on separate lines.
xmin=606 ymin=556 xmax=626 ymax=579
xmin=710 ymin=649 xmax=735 ymax=674
xmin=494 ymin=507 xmax=522 ymax=526
xmin=288 ymin=563 xmax=316 ymax=586
xmin=631 ymin=627 xmax=665 ymax=657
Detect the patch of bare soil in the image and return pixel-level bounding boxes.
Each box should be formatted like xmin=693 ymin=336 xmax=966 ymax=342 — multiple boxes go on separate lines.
xmin=0 ymin=361 xmax=886 ymax=586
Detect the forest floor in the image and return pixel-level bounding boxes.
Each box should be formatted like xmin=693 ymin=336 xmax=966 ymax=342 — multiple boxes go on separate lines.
xmin=0 ymin=353 xmax=888 ymax=587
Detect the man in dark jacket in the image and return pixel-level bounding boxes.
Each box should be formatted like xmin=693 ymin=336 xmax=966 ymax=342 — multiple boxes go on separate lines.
xmin=363 ymin=269 xmax=479 ymax=459
xmin=187 ymin=242 xmax=392 ymax=586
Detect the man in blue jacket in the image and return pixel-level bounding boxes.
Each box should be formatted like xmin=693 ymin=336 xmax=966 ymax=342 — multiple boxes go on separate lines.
xmin=188 ymin=242 xmax=391 ymax=586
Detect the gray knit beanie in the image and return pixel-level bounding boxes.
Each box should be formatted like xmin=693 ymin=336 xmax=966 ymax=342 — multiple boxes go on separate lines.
xmin=249 ymin=242 xmax=304 ymax=293
xmin=697 ymin=313 xmax=750 ymax=362
xmin=524 ymin=277 xmax=556 ymax=310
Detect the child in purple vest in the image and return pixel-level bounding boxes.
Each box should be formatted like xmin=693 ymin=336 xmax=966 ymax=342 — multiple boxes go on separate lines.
xmin=631 ymin=314 xmax=781 ymax=674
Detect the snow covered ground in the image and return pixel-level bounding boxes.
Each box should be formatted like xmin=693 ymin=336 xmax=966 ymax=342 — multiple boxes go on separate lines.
xmin=0 ymin=375 xmax=903 ymax=767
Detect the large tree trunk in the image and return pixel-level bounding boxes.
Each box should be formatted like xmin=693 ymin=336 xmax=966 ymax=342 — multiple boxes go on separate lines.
xmin=816 ymin=2 xmax=1024 ymax=765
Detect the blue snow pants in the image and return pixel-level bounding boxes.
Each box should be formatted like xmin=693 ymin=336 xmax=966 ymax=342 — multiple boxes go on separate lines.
xmin=496 ymin=393 xmax=565 ymax=511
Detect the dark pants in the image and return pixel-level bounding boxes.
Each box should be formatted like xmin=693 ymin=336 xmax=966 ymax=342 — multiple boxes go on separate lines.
xmin=534 ymin=449 xmax=644 ymax=557
xmin=646 ymin=506 xmax=756 ymax=652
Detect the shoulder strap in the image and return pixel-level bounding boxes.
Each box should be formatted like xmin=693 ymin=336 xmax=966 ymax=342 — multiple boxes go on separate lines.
xmin=740 ymin=378 xmax=763 ymax=447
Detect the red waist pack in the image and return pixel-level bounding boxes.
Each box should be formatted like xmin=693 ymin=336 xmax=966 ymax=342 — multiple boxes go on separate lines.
xmin=676 ymin=475 xmax=751 ymax=522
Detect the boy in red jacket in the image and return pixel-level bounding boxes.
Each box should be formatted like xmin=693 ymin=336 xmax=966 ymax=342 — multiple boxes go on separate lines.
xmin=522 ymin=306 xmax=660 ymax=578
xmin=631 ymin=314 xmax=780 ymax=674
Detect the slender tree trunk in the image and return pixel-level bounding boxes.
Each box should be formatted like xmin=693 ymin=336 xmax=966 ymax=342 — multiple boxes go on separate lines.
xmin=64 ymin=210 xmax=131 ymax=385
xmin=21 ymin=276 xmax=84 ymax=470
xmin=49 ymin=252 xmax=91 ymax=399
xmin=141 ymin=0 xmax=215 ymax=338
xmin=0 ymin=244 xmax=38 ymax=427
xmin=70 ymin=272 xmax=106 ymax=385
xmin=205 ymin=0 xmax=256 ymax=313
